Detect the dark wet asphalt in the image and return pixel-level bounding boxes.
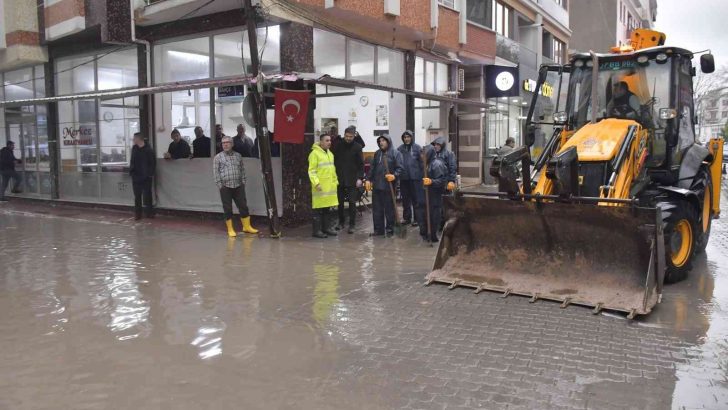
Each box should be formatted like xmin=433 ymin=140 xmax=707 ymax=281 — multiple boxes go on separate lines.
xmin=0 ymin=188 xmax=727 ymax=409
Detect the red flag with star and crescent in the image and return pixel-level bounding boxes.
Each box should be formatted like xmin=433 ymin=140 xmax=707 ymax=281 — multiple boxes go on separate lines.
xmin=273 ymin=88 xmax=310 ymax=144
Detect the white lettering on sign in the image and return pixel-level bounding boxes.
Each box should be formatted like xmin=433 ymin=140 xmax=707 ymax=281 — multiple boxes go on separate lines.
xmin=523 ymin=79 xmax=554 ymax=98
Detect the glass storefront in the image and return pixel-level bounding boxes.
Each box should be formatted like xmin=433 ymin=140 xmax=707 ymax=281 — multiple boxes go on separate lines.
xmin=153 ymin=27 xmax=280 ymax=154
xmin=2 ymin=65 xmax=50 ymax=197
xmin=55 ymin=47 xmax=139 ymax=203
xmin=312 ymin=28 xmax=407 ymax=151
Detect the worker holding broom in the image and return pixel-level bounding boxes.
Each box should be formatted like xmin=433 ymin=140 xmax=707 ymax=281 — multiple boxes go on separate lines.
xmin=365 ymin=134 xmax=403 ymax=237
xmin=422 ymin=136 xmax=457 ymax=242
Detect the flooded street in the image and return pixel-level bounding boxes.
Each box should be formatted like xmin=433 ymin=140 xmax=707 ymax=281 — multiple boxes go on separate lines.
xmin=1 ymin=192 xmax=727 ymax=410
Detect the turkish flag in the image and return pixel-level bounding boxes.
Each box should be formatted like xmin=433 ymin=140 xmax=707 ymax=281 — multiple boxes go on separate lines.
xmin=273 ymin=88 xmax=310 ymax=144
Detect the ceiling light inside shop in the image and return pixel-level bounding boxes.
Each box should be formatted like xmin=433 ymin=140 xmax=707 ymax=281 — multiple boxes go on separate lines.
xmin=512 ymin=99 xmax=519 ymax=103
xmin=521 ymin=102 xmax=528 ymax=105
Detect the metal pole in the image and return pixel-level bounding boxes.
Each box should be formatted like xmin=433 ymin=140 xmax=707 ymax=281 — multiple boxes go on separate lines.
xmin=244 ymin=0 xmax=281 ymax=237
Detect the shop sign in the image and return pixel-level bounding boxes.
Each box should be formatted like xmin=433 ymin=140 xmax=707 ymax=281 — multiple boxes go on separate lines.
xmin=485 ymin=65 xmax=520 ymax=98
xmin=218 ymin=85 xmax=246 ymax=98
xmin=523 ymin=79 xmax=554 ymax=98
xmin=62 ymin=126 xmax=95 ymax=146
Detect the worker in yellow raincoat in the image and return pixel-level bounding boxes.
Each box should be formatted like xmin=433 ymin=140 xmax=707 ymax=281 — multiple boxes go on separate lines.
xmin=308 ymin=134 xmax=339 ymax=238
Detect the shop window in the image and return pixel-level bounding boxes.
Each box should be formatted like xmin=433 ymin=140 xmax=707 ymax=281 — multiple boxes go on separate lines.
xmin=98 ymin=48 xmax=139 ymax=91
xmin=55 ymin=48 xmax=139 ymax=202
xmin=377 ymin=47 xmax=404 ymax=88
xmin=56 ymin=56 xmax=96 ymax=95
xmin=4 ymin=68 xmax=34 ymax=101
xmin=153 ymin=37 xmax=210 ymax=84
xmin=347 ymin=40 xmax=375 ymax=82
xmin=214 ymin=26 xmax=280 ymax=78
xmin=3 ymin=65 xmax=50 ymax=196
xmin=314 ymin=29 xmax=346 ymax=77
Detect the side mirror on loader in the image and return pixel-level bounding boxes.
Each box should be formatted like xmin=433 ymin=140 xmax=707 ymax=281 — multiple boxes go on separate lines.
xmin=701 ymin=53 xmax=715 ymax=74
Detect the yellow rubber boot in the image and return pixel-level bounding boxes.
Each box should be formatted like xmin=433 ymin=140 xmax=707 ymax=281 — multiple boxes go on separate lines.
xmin=225 ymin=219 xmax=237 ymax=238
xmin=241 ymin=216 xmax=259 ymax=234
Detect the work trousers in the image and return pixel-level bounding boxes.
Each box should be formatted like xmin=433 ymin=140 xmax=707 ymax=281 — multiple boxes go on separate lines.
xmin=421 ymin=186 xmax=445 ymax=240
xmin=132 ymin=178 xmax=154 ymax=217
xmin=337 ymin=185 xmax=359 ymax=227
xmin=400 ymin=179 xmax=424 ymax=225
xmin=219 ymin=185 xmax=250 ymax=220
xmin=0 ymin=170 xmax=22 ymax=198
xmin=372 ymin=189 xmax=395 ymax=235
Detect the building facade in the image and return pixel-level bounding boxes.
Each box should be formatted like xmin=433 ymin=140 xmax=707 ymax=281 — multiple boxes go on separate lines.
xmin=0 ymin=0 xmax=569 ymax=219
xmin=569 ymin=0 xmax=657 ymax=54
xmin=697 ymin=90 xmax=728 ymax=142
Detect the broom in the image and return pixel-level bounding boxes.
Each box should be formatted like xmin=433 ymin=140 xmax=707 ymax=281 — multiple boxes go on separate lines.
xmin=421 ymin=150 xmax=432 ymax=246
xmin=383 ymin=154 xmax=406 ymax=238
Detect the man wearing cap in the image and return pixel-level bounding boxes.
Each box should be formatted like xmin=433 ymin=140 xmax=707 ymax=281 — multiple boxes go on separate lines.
xmin=396 ymin=130 xmax=424 ymax=227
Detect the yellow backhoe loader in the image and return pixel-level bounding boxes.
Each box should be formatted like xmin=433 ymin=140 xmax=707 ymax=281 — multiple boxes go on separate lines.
xmin=427 ymin=30 xmax=724 ymax=318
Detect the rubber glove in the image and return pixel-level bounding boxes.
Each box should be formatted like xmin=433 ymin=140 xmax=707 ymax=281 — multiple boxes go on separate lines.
xmin=423 ymin=177 xmax=432 ymax=186
xmin=385 ymin=174 xmax=395 ymax=182
xmin=447 ymin=182 xmax=456 ymax=191
xmin=364 ymin=181 xmax=373 ymax=192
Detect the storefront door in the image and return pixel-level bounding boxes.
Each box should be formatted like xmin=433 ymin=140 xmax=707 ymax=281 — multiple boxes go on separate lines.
xmin=5 ymin=105 xmax=51 ymax=197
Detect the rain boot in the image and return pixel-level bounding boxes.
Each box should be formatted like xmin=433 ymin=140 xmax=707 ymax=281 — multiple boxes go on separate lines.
xmin=225 ymin=219 xmax=237 ymax=238
xmin=241 ymin=216 xmax=259 ymax=234
xmin=312 ymin=211 xmax=327 ymax=238
xmin=322 ymin=208 xmax=337 ymax=236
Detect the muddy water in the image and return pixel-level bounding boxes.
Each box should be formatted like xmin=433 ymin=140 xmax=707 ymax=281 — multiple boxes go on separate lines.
xmin=0 ymin=209 xmax=431 ymax=409
xmin=1 ymin=193 xmax=728 ymax=409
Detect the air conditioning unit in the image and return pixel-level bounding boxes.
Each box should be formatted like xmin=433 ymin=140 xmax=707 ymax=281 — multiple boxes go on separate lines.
xmin=384 ymin=0 xmax=400 ymax=16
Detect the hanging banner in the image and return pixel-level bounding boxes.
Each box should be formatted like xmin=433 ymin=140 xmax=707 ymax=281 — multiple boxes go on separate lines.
xmin=273 ymin=88 xmax=310 ymax=144
xmin=485 ymin=65 xmax=520 ymax=98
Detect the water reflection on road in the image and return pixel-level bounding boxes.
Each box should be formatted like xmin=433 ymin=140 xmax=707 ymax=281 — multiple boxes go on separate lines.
xmin=0 ymin=198 xmax=727 ymax=409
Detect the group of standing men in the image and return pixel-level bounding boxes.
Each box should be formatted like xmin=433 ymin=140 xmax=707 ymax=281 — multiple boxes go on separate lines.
xmin=308 ymin=126 xmax=457 ymax=242
xmin=129 ymin=125 xmax=259 ymax=236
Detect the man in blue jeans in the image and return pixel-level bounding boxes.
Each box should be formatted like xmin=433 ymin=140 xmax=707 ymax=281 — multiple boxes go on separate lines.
xmin=0 ymin=140 xmax=22 ymax=201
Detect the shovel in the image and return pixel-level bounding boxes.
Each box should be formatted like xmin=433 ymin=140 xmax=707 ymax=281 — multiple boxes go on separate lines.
xmin=421 ymin=150 xmax=432 ymax=246
xmin=383 ymin=154 xmax=406 ymax=238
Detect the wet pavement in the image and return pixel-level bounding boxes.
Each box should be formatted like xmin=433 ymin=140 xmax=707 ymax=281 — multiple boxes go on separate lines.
xmin=0 ymin=191 xmax=727 ymax=410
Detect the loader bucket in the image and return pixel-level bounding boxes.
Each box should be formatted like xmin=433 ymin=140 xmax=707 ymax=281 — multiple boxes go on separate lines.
xmin=427 ymin=194 xmax=664 ymax=317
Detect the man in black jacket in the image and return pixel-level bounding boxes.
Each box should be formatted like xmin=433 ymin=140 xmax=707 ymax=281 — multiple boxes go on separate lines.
xmin=232 ymin=124 xmax=254 ymax=157
xmin=421 ymin=136 xmax=457 ymax=242
xmin=164 ymin=129 xmax=191 ymax=159
xmin=396 ymin=130 xmax=424 ymax=227
xmin=129 ymin=133 xmax=156 ymax=220
xmin=193 ymin=126 xmax=212 ymax=158
xmin=365 ymin=134 xmax=403 ymax=237
xmin=333 ymin=126 xmax=364 ymax=234
xmin=0 ymin=140 xmax=22 ymax=201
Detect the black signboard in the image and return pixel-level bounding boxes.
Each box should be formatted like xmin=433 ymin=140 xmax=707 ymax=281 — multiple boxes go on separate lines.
xmin=485 ymin=65 xmax=519 ymax=98
xmin=218 ymin=85 xmax=245 ymax=98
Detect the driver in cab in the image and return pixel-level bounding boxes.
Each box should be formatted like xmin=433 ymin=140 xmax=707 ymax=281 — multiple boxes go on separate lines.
xmin=607 ymin=81 xmax=641 ymax=120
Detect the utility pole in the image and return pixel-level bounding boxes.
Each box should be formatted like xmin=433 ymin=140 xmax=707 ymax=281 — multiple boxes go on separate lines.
xmin=244 ymin=0 xmax=281 ymax=237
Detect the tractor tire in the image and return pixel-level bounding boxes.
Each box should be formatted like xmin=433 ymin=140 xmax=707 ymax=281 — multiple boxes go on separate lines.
xmin=692 ymin=167 xmax=713 ymax=253
xmin=660 ymin=200 xmax=698 ymax=284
